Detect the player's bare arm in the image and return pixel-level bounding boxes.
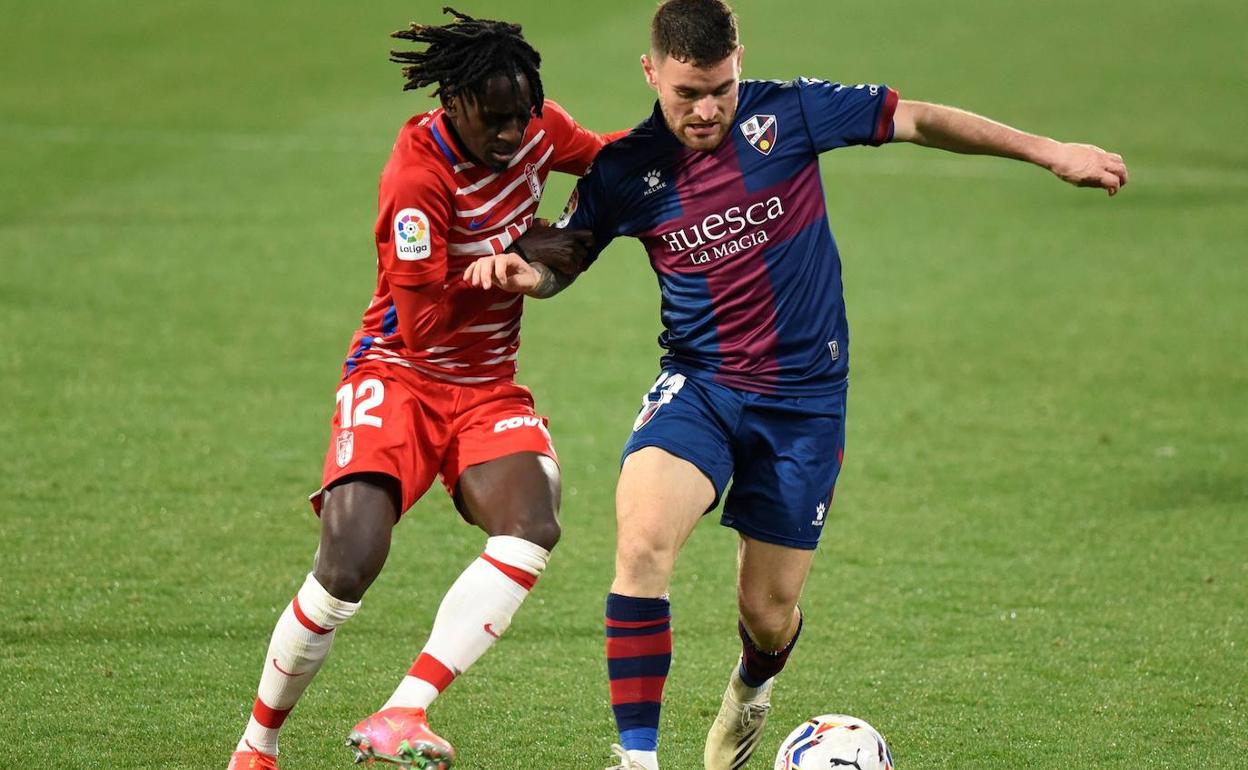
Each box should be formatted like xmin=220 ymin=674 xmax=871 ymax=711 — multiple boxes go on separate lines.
xmin=463 ymin=253 xmax=579 ymax=298
xmin=464 ymin=223 xmax=593 ymax=296
xmin=892 ymin=100 xmax=1129 ymax=195
xmin=511 ymin=220 xmax=595 ymax=276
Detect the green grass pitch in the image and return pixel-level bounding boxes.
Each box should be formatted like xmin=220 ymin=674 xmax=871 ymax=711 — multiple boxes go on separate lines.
xmin=1 ymin=1 xmax=1245 ymax=767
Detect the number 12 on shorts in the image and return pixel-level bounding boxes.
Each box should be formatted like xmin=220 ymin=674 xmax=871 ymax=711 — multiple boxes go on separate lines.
xmin=335 ymin=378 xmax=385 ymax=429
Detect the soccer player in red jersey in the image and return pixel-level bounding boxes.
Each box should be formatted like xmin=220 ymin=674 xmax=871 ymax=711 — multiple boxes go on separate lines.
xmin=227 ymin=10 xmax=618 ymax=770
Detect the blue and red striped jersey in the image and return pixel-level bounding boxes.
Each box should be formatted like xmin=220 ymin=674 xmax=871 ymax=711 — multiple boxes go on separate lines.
xmin=560 ymin=78 xmax=898 ymax=396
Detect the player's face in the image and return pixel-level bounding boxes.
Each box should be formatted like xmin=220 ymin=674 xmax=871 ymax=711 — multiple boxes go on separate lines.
xmin=445 ymin=72 xmax=534 ymax=171
xmin=642 ymin=47 xmax=743 ymax=152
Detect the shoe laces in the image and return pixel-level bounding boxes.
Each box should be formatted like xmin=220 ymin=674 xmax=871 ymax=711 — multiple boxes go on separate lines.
xmin=739 ymin=701 xmax=770 ymax=730
xmin=607 ymin=743 xmax=638 ymax=770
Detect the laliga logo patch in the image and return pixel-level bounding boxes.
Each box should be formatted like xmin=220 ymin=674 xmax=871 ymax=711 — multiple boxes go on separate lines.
xmin=524 ymin=162 xmax=543 ymax=200
xmin=335 ymin=429 xmax=354 ymax=468
xmin=740 ymin=114 xmax=778 ymax=156
xmin=394 ymin=208 xmax=431 ymax=261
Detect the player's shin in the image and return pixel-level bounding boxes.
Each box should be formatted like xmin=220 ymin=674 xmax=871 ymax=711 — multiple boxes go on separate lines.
xmin=382 ymin=535 xmax=550 ymax=709
xmin=236 ymin=573 xmax=360 ymax=756
xmin=738 ymin=607 xmax=803 ymax=689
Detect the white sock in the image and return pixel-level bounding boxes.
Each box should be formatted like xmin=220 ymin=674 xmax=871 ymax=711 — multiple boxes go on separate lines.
xmin=629 ymin=750 xmax=660 ymax=770
xmin=382 ymin=536 xmax=549 ymax=710
xmin=236 ymin=573 xmax=360 ymax=755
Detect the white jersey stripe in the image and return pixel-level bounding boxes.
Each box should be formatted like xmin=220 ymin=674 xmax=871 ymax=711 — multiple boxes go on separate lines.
xmin=480 ymin=353 xmax=520 ymax=365
xmin=409 ymin=365 xmax=499 ymax=384
xmin=362 ymin=354 xmax=503 ymax=384
xmin=449 ymin=196 xmax=535 ymax=236
xmin=463 ymin=320 xmax=516 ymax=333
xmin=455 ymin=145 xmax=554 ymax=218
xmin=448 ymin=230 xmax=518 ymax=257
xmin=454 ymin=130 xmax=546 ymax=196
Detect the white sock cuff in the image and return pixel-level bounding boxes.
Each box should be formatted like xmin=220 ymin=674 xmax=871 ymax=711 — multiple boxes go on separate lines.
xmin=483 ymin=535 xmax=550 ymax=577
xmin=296 ymin=573 xmax=360 ymax=629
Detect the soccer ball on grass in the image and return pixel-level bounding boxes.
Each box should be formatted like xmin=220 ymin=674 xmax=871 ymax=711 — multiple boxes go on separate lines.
xmin=774 ymin=714 xmax=894 ymax=770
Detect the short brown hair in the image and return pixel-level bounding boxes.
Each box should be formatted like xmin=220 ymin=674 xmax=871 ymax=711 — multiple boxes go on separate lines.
xmin=650 ymin=0 xmax=739 ymax=66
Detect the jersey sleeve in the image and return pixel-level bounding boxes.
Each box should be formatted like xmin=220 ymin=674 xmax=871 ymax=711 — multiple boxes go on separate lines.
xmin=553 ymin=158 xmax=616 ymax=268
xmin=374 ymin=164 xmax=452 ymax=287
xmin=795 ymin=78 xmax=900 ymax=152
xmin=544 ymin=99 xmax=620 ymax=176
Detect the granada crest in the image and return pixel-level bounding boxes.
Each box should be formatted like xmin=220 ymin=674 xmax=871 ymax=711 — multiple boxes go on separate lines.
xmin=335 ymin=429 xmax=354 ymax=468
xmin=524 ymin=162 xmax=543 ymax=200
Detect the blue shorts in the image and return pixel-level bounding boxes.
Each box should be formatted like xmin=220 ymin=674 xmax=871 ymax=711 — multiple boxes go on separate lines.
xmin=621 ymin=371 xmax=847 ymax=550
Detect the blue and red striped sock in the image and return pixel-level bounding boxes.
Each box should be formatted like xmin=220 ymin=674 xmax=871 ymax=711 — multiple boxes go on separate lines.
xmin=605 ymin=593 xmax=672 ymax=753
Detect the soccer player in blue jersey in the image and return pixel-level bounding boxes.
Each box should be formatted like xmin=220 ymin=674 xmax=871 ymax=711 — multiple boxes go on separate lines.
xmin=463 ymin=1 xmax=1128 ymax=768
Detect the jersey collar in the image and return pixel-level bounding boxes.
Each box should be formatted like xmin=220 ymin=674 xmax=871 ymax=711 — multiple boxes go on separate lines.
xmin=431 ymin=112 xmax=473 ymax=168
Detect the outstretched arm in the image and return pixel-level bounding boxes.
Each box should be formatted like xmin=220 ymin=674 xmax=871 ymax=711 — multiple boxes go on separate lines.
xmin=462 ymin=254 xmax=578 ymax=299
xmin=892 ymin=100 xmax=1129 ymax=195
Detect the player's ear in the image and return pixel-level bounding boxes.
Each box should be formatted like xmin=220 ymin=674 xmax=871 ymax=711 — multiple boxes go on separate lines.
xmin=441 ymin=92 xmax=458 ymax=119
xmin=641 ymin=53 xmax=659 ymax=91
xmin=735 ymin=45 xmax=745 ymax=76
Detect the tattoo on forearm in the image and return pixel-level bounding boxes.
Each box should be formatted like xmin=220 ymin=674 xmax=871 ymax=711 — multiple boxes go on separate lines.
xmin=526 ymin=262 xmax=576 ymax=299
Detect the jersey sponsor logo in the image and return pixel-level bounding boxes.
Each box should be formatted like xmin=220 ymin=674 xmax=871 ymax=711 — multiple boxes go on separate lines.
xmin=740 ymin=114 xmax=778 ymax=155
xmin=335 ymin=429 xmax=354 ymax=468
xmin=395 ymin=208 xmax=432 ymax=260
xmin=827 ymin=340 xmax=840 ymax=361
xmin=524 ymin=162 xmax=543 ymax=200
xmin=660 ymin=196 xmax=786 ymax=266
xmin=467 ymin=215 xmax=490 ymax=231
xmin=493 ymin=415 xmax=544 ymax=433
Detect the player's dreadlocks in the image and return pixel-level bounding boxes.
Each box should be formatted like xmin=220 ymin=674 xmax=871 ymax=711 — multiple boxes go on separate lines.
xmin=391 ymin=7 xmax=544 ymax=117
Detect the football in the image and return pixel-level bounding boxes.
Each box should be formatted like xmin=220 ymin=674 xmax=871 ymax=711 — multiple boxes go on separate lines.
xmin=774 ymin=714 xmax=894 ymax=770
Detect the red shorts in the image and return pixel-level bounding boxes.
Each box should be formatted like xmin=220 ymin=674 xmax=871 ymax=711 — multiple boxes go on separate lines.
xmin=310 ymin=361 xmax=557 ymax=515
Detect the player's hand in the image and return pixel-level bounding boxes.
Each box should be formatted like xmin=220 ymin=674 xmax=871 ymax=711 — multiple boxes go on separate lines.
xmin=513 ymin=221 xmax=594 ymax=276
xmin=1047 ymin=143 xmax=1129 ymax=196
xmin=463 ymin=253 xmax=540 ymax=293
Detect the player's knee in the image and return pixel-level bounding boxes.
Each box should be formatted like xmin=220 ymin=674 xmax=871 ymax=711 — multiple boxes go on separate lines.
xmin=738 ymin=593 xmax=798 ymax=645
xmin=511 ymin=511 xmax=561 ymax=552
xmin=312 ymin=561 xmax=378 ymax=603
xmin=483 ymin=499 xmax=561 ymax=552
xmin=615 ymin=537 xmax=678 ymax=588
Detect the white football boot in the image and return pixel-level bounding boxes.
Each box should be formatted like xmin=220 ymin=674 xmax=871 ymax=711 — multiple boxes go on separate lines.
xmin=703 ymin=665 xmax=773 ymax=770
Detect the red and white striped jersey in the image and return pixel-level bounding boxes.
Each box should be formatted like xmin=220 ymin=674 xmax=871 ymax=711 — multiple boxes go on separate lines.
xmin=340 ymin=100 xmax=615 ymax=384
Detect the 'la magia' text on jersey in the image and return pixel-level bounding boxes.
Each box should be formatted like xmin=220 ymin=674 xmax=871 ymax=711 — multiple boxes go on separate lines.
xmin=561 ymin=78 xmax=898 ymax=396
